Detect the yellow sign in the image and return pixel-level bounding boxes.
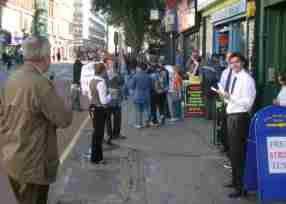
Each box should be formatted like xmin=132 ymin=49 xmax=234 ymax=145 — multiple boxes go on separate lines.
xmin=266 ymin=123 xmax=286 ymax=128
xmin=247 ymin=1 xmax=256 ymax=17
xmin=189 ymin=75 xmax=202 ymax=84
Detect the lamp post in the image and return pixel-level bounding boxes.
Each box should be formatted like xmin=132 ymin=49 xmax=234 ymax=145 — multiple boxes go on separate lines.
xmin=114 ymin=31 xmax=119 ymax=71
xmin=165 ymin=13 xmax=176 ymax=65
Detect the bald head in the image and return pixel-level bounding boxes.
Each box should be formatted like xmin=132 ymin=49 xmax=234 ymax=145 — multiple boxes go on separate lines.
xmin=22 ymin=36 xmax=51 ymax=61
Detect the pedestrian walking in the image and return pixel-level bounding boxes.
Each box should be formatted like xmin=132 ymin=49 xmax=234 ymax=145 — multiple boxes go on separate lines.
xmin=89 ymin=63 xmax=112 ymax=164
xmin=217 ymin=52 xmax=256 ymax=198
xmin=0 ymin=35 xmax=73 ymax=204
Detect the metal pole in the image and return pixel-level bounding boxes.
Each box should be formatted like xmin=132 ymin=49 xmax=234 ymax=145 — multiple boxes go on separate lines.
xmin=170 ymin=32 xmax=174 ymax=65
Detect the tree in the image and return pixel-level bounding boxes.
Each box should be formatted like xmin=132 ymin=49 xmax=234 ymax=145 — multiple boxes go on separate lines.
xmin=92 ymin=0 xmax=165 ymax=55
xmin=31 ymin=0 xmax=46 ymax=36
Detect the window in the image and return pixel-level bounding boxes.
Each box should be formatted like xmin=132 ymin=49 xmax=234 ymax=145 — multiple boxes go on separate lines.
xmin=49 ymin=0 xmax=54 ymax=17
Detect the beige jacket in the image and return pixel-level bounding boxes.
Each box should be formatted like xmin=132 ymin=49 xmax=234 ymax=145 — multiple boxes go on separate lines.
xmin=0 ymin=64 xmax=72 ymax=185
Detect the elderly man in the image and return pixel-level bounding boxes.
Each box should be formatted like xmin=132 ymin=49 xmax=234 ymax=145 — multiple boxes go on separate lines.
xmin=0 ymin=36 xmax=73 ymax=204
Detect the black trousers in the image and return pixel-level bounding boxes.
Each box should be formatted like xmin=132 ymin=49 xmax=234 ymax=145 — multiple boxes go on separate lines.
xmin=90 ymin=107 xmax=108 ymax=162
xmin=150 ymin=93 xmax=165 ymax=123
xmin=227 ymin=113 xmax=250 ymax=190
xmin=106 ymin=106 xmax=121 ymax=140
xmin=205 ymin=95 xmax=216 ymax=120
xmin=219 ymin=105 xmax=229 ymax=153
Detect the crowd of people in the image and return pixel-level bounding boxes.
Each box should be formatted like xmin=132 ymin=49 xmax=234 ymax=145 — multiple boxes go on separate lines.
xmin=1 ymin=34 xmax=286 ymax=204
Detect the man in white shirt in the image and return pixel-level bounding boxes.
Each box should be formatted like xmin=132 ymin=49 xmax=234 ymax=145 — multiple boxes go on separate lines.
xmin=218 ymin=52 xmax=256 ymax=198
xmin=80 ymin=61 xmax=97 ymax=110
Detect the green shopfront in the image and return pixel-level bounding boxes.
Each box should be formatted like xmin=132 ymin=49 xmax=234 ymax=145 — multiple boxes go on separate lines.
xmin=256 ymin=0 xmax=286 ymax=107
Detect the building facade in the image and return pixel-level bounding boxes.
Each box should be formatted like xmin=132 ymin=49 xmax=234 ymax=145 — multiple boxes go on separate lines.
xmin=0 ymin=0 xmax=75 ymax=61
xmin=50 ymin=0 xmax=74 ymax=61
xmin=198 ymin=0 xmax=256 ymax=68
xmin=74 ymin=0 xmax=107 ymax=58
xmin=256 ymin=0 xmax=286 ymax=106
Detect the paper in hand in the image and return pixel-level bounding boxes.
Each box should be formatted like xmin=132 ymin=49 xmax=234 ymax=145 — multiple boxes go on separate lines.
xmin=211 ymin=86 xmax=219 ymax=93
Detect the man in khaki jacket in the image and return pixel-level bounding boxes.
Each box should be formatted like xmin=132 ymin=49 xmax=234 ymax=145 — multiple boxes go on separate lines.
xmin=0 ymin=36 xmax=72 ymax=204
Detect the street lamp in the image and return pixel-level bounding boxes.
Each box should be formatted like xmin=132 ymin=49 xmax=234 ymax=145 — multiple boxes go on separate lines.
xmin=165 ymin=12 xmax=176 ymax=65
xmin=114 ymin=31 xmax=119 ymax=71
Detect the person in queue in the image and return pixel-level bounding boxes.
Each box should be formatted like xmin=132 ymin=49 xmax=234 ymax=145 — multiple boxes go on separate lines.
xmin=0 ymin=35 xmax=73 ymax=204
xmin=217 ymin=52 xmax=256 ymax=198
xmin=89 ymin=63 xmax=112 ymax=164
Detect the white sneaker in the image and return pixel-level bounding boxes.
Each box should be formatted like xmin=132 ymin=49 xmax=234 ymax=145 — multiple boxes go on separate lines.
xmin=169 ymin=118 xmax=179 ymax=122
xmin=223 ymin=164 xmax=232 ymax=169
xmin=134 ymin=125 xmax=143 ymax=129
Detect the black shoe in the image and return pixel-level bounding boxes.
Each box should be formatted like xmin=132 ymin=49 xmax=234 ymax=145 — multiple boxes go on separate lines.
xmin=106 ymin=140 xmax=114 ymax=146
xmin=228 ymin=189 xmax=247 ymax=198
xmin=223 ymin=182 xmax=235 ymax=188
xmin=92 ymin=160 xmax=107 ymax=165
xmin=113 ymin=134 xmax=127 ymax=140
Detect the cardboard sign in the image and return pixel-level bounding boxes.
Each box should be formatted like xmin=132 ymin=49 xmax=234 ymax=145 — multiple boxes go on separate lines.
xmin=244 ymin=106 xmax=286 ymax=203
xmin=0 ymin=161 xmax=18 ymax=204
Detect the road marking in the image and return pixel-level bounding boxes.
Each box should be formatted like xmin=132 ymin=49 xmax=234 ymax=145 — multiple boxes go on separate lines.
xmin=60 ymin=115 xmax=90 ymax=164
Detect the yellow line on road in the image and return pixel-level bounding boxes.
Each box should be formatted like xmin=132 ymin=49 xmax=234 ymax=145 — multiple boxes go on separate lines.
xmin=60 ymin=116 xmax=90 ymax=164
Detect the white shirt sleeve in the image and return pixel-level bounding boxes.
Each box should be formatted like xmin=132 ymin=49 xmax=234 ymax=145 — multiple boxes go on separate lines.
xmin=277 ymin=88 xmax=286 ymax=106
xmin=96 ymin=81 xmax=112 ymax=105
xmin=229 ymin=74 xmax=256 ymax=111
xmin=219 ymin=69 xmax=228 ymax=89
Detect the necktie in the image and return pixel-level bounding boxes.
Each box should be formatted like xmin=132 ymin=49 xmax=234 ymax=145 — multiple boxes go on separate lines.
xmin=225 ymin=69 xmax=232 ymax=93
xmin=230 ymin=76 xmax=237 ymax=94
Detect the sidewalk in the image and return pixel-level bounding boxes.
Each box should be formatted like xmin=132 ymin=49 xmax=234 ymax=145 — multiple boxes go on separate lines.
xmin=48 ymin=104 xmax=258 ymax=204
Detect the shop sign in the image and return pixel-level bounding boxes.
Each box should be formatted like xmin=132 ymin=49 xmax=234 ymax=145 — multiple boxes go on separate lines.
xmin=198 ymin=0 xmax=218 ymax=11
xmin=211 ymin=0 xmax=247 ymax=23
xmin=247 ymin=0 xmax=256 ymax=17
xmin=150 ymin=9 xmax=160 ymax=20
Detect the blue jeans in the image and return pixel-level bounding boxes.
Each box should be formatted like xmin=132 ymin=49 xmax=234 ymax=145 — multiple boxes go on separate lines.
xmin=134 ymin=102 xmax=149 ymax=126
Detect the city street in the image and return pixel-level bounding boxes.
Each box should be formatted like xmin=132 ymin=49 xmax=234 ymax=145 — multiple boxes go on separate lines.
xmin=48 ymin=103 xmax=258 ymax=204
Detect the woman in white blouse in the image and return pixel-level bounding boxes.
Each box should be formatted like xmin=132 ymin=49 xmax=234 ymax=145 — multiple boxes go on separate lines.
xmin=273 ymin=73 xmax=286 ymax=106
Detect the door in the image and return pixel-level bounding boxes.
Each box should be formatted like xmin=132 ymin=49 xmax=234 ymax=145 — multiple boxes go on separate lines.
xmin=262 ymin=2 xmax=286 ymax=106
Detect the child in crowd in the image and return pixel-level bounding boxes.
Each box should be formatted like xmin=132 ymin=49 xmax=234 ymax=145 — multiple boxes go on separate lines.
xmin=273 ymin=73 xmax=286 ymax=106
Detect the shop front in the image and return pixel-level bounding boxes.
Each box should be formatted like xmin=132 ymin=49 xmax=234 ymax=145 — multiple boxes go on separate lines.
xmin=211 ymin=0 xmax=247 ymax=60
xmin=177 ymin=0 xmax=199 ymax=69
